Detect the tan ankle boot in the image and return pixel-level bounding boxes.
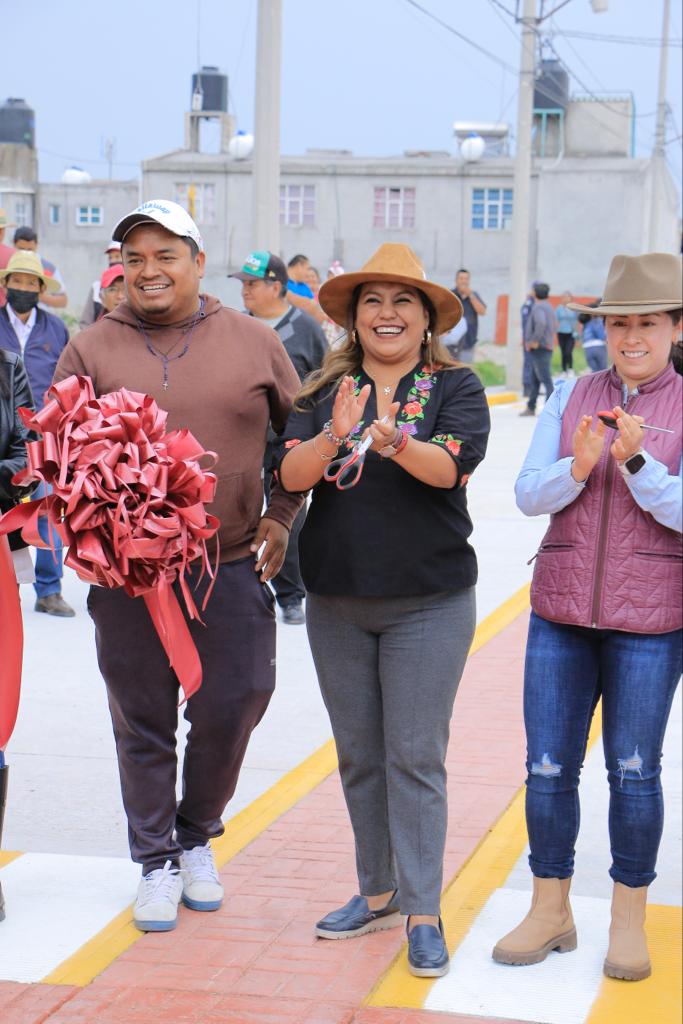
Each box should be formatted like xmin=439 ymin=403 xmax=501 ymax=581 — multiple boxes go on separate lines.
xmin=603 ymin=882 xmax=651 ymax=981
xmin=492 ymin=877 xmax=577 ymax=965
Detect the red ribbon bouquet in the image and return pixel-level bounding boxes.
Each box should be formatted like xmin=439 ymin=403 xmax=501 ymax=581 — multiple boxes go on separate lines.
xmin=0 ymin=374 xmax=220 ymax=729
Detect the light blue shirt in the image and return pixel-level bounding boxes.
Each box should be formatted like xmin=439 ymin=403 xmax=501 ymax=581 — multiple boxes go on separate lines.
xmin=515 ymin=378 xmax=682 ymax=533
xmin=556 ymin=305 xmax=578 ymax=335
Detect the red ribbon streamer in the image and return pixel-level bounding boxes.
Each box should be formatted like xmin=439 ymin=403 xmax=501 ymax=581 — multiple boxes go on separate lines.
xmin=0 ymin=375 xmax=220 ymax=704
xmin=0 ymin=535 xmax=23 ymax=749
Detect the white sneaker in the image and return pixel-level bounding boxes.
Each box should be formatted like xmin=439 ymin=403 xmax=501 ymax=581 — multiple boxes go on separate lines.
xmin=133 ymin=860 xmax=183 ymax=932
xmin=180 ymin=843 xmax=224 ymax=911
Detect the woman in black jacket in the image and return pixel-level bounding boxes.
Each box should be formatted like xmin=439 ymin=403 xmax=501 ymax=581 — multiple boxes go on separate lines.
xmin=0 ymin=349 xmax=35 ymax=573
xmin=0 ymin=347 xmax=34 ymax=923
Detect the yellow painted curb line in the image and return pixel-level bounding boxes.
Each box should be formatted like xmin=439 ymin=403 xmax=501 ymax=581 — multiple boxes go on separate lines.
xmin=487 ymin=390 xmax=519 ymax=406
xmin=0 ymin=850 xmax=22 ymax=869
xmin=588 ymin=904 xmax=682 ymax=1024
xmin=43 ymin=739 xmax=338 ymax=986
xmin=366 ymin=603 xmax=605 ymax=1010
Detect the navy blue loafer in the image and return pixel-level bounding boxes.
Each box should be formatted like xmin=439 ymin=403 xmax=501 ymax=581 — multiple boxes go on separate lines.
xmin=315 ymin=890 xmax=401 ymax=939
xmin=407 ymin=917 xmax=450 ymax=977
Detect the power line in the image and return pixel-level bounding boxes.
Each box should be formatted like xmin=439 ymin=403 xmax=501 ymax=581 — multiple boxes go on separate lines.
xmin=553 ymin=29 xmax=682 ymax=47
xmin=402 ymin=0 xmax=517 ymax=74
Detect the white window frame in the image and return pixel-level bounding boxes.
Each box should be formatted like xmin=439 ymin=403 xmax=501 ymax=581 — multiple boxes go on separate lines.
xmin=279 ymin=184 xmax=316 ymax=227
xmin=76 ymin=205 xmax=103 ymax=226
xmin=175 ymin=183 xmax=216 ymax=226
xmin=471 ymin=187 xmax=513 ymax=231
xmin=373 ymin=186 xmax=416 ymax=230
xmin=14 ymin=201 xmax=30 ymax=227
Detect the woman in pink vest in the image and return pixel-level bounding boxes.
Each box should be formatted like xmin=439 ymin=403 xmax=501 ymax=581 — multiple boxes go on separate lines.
xmin=493 ymin=253 xmax=682 ymax=982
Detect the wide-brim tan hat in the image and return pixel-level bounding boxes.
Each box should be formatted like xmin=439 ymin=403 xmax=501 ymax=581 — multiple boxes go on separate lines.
xmin=318 ymin=243 xmax=463 ymax=334
xmin=0 ymin=250 xmax=61 ymax=292
xmin=568 ymin=252 xmax=682 ymax=316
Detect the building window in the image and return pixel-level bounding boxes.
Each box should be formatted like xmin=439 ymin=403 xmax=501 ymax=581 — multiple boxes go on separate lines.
xmin=48 ymin=204 xmax=61 ymax=226
xmin=279 ymin=184 xmax=315 ymax=227
xmin=76 ymin=205 xmax=103 ymax=226
xmin=14 ymin=201 xmax=30 ymax=227
xmin=373 ymin=187 xmax=416 ymax=229
xmin=471 ymin=187 xmax=513 ymax=230
xmin=175 ymin=183 xmax=216 ymax=226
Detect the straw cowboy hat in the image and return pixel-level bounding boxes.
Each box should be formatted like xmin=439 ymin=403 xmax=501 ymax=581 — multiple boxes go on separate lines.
xmin=318 ymin=243 xmax=463 ymax=334
xmin=0 ymin=250 xmax=61 ymax=292
xmin=568 ymin=252 xmax=682 ymax=317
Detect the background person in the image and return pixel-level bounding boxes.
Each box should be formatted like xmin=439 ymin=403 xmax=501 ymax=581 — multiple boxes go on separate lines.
xmin=54 ymin=200 xmax=303 ymax=933
xmin=79 ymin=241 xmax=123 ymax=329
xmin=13 ymin=227 xmax=68 ymax=312
xmin=97 ymin=264 xmax=125 ymax=316
xmin=494 ymin=253 xmax=682 ymax=984
xmin=0 ymin=251 xmax=74 ymax=617
xmin=231 ymin=250 xmax=328 ymax=624
xmin=556 ymin=291 xmax=579 ymax=376
xmin=520 ymin=282 xmax=556 ymax=417
xmin=452 ymin=268 xmax=486 ymax=364
xmin=580 ymin=303 xmax=608 ymax=372
xmin=278 ymin=243 xmax=490 ymax=977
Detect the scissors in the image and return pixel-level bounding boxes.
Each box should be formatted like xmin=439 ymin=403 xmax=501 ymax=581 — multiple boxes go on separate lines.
xmin=597 ymin=410 xmax=674 ymax=434
xmin=323 ymin=415 xmax=391 ymax=490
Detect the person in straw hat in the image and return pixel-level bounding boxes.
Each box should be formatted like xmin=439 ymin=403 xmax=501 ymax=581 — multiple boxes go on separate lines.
xmin=0 ymin=250 xmax=75 ymax=617
xmin=277 ymin=243 xmax=491 ymax=977
xmin=493 ymin=253 xmax=682 ymax=982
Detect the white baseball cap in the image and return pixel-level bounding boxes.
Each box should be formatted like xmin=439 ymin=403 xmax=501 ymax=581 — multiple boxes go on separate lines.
xmin=112 ymin=199 xmax=204 ymax=252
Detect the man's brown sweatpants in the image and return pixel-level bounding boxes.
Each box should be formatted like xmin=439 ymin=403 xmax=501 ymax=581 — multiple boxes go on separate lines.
xmin=88 ymin=556 xmax=276 ymax=873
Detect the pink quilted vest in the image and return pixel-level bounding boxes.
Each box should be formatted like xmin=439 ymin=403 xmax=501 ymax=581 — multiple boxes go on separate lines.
xmin=531 ymin=363 xmax=682 ymax=633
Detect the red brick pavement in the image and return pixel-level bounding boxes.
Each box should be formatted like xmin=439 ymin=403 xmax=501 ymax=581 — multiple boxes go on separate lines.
xmin=0 ymin=612 xmax=530 ymax=1024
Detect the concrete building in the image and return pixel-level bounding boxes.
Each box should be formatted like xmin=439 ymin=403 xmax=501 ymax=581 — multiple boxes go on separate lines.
xmin=1 ymin=86 xmax=679 ymax=343
xmin=142 ymin=93 xmax=680 ymax=340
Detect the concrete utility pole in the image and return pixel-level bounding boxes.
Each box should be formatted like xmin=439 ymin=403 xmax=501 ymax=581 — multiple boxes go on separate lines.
xmin=505 ymin=0 xmax=537 ymax=394
xmin=649 ymin=0 xmax=671 ymax=250
xmin=252 ymin=0 xmax=282 ymax=252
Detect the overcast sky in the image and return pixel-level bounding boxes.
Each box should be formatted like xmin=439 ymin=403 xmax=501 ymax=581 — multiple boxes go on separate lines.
xmin=2 ymin=0 xmax=681 ymax=192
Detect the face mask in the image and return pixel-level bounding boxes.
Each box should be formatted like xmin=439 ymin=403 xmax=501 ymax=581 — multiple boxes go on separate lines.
xmin=6 ymin=288 xmax=40 ymax=314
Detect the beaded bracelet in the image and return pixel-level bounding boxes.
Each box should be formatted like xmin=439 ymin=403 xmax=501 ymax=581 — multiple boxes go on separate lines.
xmin=312 ymin=435 xmax=337 ymax=461
xmin=322 ymin=420 xmax=348 ymax=447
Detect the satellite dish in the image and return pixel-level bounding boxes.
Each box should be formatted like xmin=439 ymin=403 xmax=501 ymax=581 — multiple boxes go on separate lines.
xmin=460 ymin=135 xmax=486 ymax=162
xmin=228 ymin=131 xmax=254 ymax=160
xmin=61 ymin=165 xmax=92 ymax=184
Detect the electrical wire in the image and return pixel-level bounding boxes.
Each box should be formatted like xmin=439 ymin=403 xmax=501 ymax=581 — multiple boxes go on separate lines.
xmin=554 ymin=29 xmax=681 ymax=47
xmin=402 ymin=0 xmax=518 ymax=73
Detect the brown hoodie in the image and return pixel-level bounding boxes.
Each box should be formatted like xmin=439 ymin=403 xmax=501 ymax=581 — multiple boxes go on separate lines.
xmin=54 ymin=295 xmax=303 ymax=562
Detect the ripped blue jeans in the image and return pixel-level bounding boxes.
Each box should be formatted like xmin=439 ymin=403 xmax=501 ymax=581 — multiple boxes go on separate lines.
xmin=524 ymin=612 xmax=682 ymax=888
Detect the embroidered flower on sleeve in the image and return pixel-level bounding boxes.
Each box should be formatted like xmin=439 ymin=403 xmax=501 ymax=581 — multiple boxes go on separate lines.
xmin=460 ymin=472 xmax=471 ymax=487
xmin=402 ymin=400 xmax=423 ymax=417
xmin=431 ymin=433 xmax=463 ymax=456
xmin=284 ymin=438 xmax=302 ymax=449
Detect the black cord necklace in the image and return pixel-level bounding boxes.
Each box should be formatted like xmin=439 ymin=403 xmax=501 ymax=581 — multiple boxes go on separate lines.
xmin=136 ymin=297 xmax=205 ymax=391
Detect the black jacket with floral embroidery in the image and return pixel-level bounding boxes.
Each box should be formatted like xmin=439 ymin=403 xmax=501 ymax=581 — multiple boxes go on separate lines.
xmin=277 ymin=362 xmax=490 ymax=597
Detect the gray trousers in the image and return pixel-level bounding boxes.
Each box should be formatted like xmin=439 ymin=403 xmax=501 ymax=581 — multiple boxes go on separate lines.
xmin=306 ymin=587 xmax=476 ymax=916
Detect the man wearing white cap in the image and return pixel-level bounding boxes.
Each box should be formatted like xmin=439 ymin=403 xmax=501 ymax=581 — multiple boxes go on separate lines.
xmin=54 ymin=200 xmax=303 ymax=933
xmin=78 ymin=241 xmax=123 ymax=330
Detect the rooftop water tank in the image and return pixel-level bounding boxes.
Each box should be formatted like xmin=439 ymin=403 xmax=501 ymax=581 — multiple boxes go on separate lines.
xmin=191 ymin=66 xmax=228 ymax=112
xmin=534 ymin=60 xmax=569 ymax=110
xmin=0 ymin=97 xmax=35 ymax=147
xmin=61 ymin=166 xmax=92 ymax=184
xmin=228 ymin=131 xmax=254 ymax=160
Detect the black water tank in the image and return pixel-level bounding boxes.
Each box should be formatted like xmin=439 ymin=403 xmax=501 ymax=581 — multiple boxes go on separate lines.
xmin=0 ymin=97 xmax=35 ymax=146
xmin=191 ymin=67 xmax=228 ymax=112
xmin=534 ymin=60 xmax=569 ymax=110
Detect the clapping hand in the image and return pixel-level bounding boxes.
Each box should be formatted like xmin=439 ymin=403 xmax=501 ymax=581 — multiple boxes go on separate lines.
xmin=571 ymin=414 xmax=607 ymax=482
xmin=610 ymin=406 xmax=645 ymax=463
xmin=365 ymin=402 xmax=401 ymax=452
xmin=331 ymin=377 xmax=371 ymax=439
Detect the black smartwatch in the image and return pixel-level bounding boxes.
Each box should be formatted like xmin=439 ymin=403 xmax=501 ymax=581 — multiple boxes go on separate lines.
xmin=624 ymin=452 xmax=646 ymax=475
